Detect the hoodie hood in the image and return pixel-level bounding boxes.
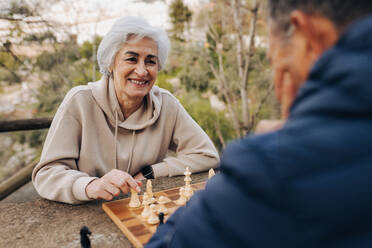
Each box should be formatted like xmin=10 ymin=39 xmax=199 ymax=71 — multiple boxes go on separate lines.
xmin=89 ymin=76 xmax=162 ymax=130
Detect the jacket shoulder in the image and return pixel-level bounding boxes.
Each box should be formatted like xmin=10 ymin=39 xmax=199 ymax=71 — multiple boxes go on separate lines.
xmin=60 ymin=85 xmax=94 ymax=109
xmin=152 ymin=86 xmax=179 ymax=104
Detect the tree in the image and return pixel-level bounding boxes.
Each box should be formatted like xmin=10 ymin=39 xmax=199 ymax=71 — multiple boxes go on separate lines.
xmin=201 ymin=0 xmax=277 ymax=138
xmin=0 ymin=0 xmax=65 ymax=85
xmin=169 ymin=0 xmax=193 ymax=41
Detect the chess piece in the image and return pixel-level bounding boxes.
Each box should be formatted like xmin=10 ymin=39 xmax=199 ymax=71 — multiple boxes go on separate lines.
xmin=184 ymin=167 xmax=192 ymax=177
xmin=175 ymin=187 xmax=187 ymax=206
xmin=80 ymin=226 xmax=91 ymax=248
xmin=141 ymin=193 xmax=151 ymax=219
xmin=156 ymin=196 xmax=169 ymax=215
xmin=208 ymin=168 xmax=215 ymax=179
xmin=129 ymin=188 xmax=141 ymax=208
xmin=184 ymin=185 xmax=194 ymax=200
xmin=148 ymin=204 xmax=160 ymax=224
xmin=184 ymin=167 xmax=194 ymax=199
xmin=146 ymin=180 xmax=156 ymax=204
xmin=158 ymin=212 xmax=165 ymax=225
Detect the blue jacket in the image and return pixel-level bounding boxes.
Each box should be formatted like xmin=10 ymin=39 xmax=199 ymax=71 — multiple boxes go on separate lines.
xmin=147 ymin=16 xmax=372 ymax=248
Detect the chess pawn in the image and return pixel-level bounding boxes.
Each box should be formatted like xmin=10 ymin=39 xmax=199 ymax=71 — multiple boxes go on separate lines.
xmin=175 ymin=187 xmax=187 ymax=206
xmin=129 ymin=188 xmax=141 ymax=208
xmin=184 ymin=167 xmax=192 ymax=188
xmin=147 ymin=204 xmax=160 ymax=225
xmin=184 ymin=167 xmax=192 ymax=179
xmin=184 ymin=168 xmax=193 ymax=200
xmin=156 ymin=196 xmax=169 ymax=215
xmin=141 ymin=193 xmax=151 ymax=219
xmin=208 ymin=168 xmax=215 ymax=179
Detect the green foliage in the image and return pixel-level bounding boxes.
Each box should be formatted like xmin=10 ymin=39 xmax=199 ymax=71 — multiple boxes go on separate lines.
xmin=179 ymin=92 xmax=235 ymax=151
xmin=0 ymin=51 xmax=22 ymax=83
xmin=23 ymin=31 xmax=57 ymax=44
xmin=169 ymin=0 xmax=193 ymax=41
xmin=79 ymin=36 xmax=102 ymax=60
xmin=35 ymin=38 xmax=101 ymax=116
xmin=167 ymin=40 xmax=214 ymax=92
xmin=156 ymin=73 xmax=174 ymax=93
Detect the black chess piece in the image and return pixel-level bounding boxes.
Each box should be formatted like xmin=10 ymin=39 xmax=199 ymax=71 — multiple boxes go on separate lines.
xmin=80 ymin=226 xmax=92 ymax=248
xmin=158 ymin=212 xmax=165 ymax=224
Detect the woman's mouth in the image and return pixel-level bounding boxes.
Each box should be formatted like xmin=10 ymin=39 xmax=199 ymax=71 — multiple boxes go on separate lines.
xmin=129 ymin=79 xmax=149 ymax=85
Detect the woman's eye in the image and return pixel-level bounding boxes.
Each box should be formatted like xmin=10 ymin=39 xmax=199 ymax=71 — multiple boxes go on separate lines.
xmin=146 ymin=60 xmax=156 ymax=65
xmin=126 ymin=57 xmax=137 ymax=62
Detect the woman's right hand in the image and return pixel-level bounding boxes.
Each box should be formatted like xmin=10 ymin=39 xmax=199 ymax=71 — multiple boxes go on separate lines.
xmin=85 ymin=169 xmax=142 ymax=201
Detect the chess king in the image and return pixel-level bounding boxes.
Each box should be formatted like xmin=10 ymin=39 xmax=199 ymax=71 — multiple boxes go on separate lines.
xmin=147 ymin=0 xmax=372 ymax=247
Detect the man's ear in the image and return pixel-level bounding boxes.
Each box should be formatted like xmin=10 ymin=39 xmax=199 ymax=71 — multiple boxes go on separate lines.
xmin=290 ymin=10 xmax=339 ymax=59
xmin=290 ymin=11 xmax=319 ymax=61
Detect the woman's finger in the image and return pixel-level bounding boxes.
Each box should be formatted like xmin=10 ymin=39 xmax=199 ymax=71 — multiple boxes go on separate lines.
xmin=126 ymin=176 xmax=141 ymax=192
xmin=115 ymin=171 xmax=141 ymax=192
xmin=104 ymin=182 xmax=120 ymax=197
xmin=120 ymin=183 xmax=129 ymax=194
xmin=101 ymin=190 xmax=113 ymax=201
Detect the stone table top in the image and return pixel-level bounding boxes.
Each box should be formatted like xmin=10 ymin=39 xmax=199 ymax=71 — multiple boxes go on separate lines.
xmin=0 ymin=172 xmax=208 ymax=248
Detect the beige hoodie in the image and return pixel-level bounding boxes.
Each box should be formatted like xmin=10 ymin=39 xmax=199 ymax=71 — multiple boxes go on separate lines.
xmin=32 ymin=77 xmax=219 ymax=204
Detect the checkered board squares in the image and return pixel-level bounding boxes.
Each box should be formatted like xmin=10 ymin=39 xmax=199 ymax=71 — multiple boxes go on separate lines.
xmin=102 ymin=182 xmax=206 ymax=248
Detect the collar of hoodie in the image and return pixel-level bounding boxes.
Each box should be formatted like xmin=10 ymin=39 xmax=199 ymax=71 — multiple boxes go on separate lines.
xmin=89 ymin=76 xmax=162 ymax=131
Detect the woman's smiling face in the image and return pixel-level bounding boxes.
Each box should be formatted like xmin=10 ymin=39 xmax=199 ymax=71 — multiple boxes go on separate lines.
xmin=111 ymin=36 xmax=159 ymax=102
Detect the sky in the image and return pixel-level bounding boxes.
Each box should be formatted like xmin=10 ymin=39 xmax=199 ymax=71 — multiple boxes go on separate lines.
xmin=42 ymin=0 xmax=207 ymax=43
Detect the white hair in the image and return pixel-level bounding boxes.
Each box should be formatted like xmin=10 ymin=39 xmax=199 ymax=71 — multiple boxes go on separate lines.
xmin=97 ymin=16 xmax=170 ymax=76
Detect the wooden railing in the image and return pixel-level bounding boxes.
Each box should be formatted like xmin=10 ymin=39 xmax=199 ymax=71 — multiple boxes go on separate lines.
xmin=0 ymin=117 xmax=52 ymax=133
xmin=0 ymin=117 xmax=52 ymax=200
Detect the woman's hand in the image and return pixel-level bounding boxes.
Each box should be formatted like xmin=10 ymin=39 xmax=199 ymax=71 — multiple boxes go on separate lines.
xmin=85 ymin=169 xmax=142 ymax=201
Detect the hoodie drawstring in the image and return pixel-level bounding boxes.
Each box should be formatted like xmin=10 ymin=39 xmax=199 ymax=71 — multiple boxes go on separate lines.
xmin=126 ymin=131 xmax=136 ymax=173
xmin=114 ymin=110 xmax=136 ymax=173
xmin=114 ymin=111 xmax=118 ymax=169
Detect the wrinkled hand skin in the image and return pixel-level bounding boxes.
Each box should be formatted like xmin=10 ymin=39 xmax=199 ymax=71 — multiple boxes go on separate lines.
xmin=85 ymin=169 xmax=142 ymax=201
xmin=255 ymin=120 xmax=285 ymax=134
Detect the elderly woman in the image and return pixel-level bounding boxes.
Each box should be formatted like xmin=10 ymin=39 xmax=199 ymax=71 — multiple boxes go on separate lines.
xmin=32 ymin=16 xmax=219 ymax=204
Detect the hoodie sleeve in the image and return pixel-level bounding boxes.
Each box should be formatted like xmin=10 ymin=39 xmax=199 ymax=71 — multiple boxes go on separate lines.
xmin=151 ymin=101 xmax=220 ymax=177
xmin=32 ymin=103 xmax=98 ymax=205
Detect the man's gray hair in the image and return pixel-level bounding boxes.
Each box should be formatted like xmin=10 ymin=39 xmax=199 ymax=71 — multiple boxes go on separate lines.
xmin=97 ymin=16 xmax=170 ymax=76
xmin=268 ymin=0 xmax=372 ymax=34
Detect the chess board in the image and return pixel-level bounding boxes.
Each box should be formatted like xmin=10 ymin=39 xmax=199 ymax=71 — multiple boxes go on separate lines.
xmin=102 ymin=182 xmax=206 ymax=248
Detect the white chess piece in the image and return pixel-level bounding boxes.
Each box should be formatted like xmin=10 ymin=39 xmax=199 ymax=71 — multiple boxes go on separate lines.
xmin=184 ymin=167 xmax=192 ymax=177
xmin=184 ymin=185 xmax=194 ymax=200
xmin=208 ymin=168 xmax=215 ymax=179
xmin=156 ymin=196 xmax=169 ymax=215
xmin=128 ymin=188 xmax=141 ymax=208
xmin=184 ymin=167 xmax=194 ymax=199
xmin=141 ymin=193 xmax=151 ymax=219
xmin=146 ymin=180 xmax=155 ymax=203
xmin=147 ymin=204 xmax=160 ymax=224
xmin=175 ymin=187 xmax=187 ymax=206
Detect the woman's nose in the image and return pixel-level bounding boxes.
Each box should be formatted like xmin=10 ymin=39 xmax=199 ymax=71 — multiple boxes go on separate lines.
xmin=134 ymin=62 xmax=148 ymax=77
